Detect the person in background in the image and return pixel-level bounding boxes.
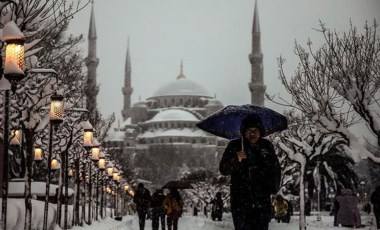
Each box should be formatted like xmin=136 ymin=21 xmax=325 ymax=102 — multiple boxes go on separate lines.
xmin=283 ymin=197 xmax=293 ymax=223
xmin=219 ymin=114 xmax=281 ymax=230
xmin=211 ymin=192 xmax=224 ymax=221
xmin=163 ymin=188 xmax=183 ymax=230
xmin=273 ymin=194 xmax=288 ymax=223
xmin=151 ymin=188 xmax=166 ymax=230
xmin=371 ymin=185 xmax=380 ymax=229
xmin=336 ymin=188 xmax=361 ymax=228
xmin=331 ymin=187 xmax=341 ymax=227
xmin=133 ymin=183 xmax=151 ymax=230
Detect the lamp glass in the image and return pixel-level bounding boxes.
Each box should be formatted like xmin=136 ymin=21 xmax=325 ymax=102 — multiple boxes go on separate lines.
xmin=51 ymin=159 xmax=60 ymax=170
xmin=83 ymin=130 xmax=93 ymax=147
xmin=91 ymin=147 xmax=100 ymax=161
xmin=50 ymin=97 xmax=64 ymax=122
xmin=99 ymin=159 xmax=106 ymax=169
xmin=34 ymin=147 xmax=43 ymax=161
xmin=10 ymin=128 xmax=22 ymax=146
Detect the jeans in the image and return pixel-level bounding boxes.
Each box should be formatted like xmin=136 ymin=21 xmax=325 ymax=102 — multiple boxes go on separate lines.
xmin=232 ymin=205 xmax=271 ymax=230
xmin=152 ymin=208 xmax=165 ymax=230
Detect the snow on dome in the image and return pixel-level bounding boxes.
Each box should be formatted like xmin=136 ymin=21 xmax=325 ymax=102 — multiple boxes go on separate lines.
xmin=106 ymin=129 xmax=125 ymax=142
xmin=151 ymin=78 xmax=212 ymax=97
xmin=205 ymin=98 xmax=223 ymax=107
xmin=132 ymin=101 xmax=147 ymax=108
xmin=157 ymin=128 xmax=209 ymax=137
xmin=147 ymin=109 xmax=199 ymax=123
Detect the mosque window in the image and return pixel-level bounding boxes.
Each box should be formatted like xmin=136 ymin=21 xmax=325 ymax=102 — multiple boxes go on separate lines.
xmin=172 ymin=98 xmax=175 ymax=105
xmin=179 ymin=98 xmax=183 ymax=106
xmin=192 ymin=139 xmax=196 ymax=144
xmin=164 ymin=99 xmax=167 ymax=106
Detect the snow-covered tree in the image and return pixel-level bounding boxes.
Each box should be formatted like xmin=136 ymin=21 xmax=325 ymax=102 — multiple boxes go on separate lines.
xmin=272 ymin=21 xmax=380 ymax=164
xmin=272 ymin=112 xmax=348 ymax=230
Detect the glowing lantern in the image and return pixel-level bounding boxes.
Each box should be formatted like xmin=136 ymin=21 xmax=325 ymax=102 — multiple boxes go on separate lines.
xmin=34 ymin=146 xmax=43 ymax=161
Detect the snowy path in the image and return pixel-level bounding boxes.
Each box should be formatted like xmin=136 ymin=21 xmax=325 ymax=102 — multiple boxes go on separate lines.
xmin=72 ymin=214 xmax=378 ymax=230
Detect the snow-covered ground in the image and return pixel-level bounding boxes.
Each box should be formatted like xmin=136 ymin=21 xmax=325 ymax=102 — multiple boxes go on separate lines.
xmin=72 ymin=214 xmax=378 ymax=230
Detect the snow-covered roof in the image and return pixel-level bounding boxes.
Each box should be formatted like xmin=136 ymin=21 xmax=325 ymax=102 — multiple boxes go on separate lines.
xmin=146 ymin=109 xmax=199 ymax=123
xmin=123 ymin=117 xmax=132 ymax=126
xmin=9 ymin=181 xmax=74 ymax=197
xmin=137 ymin=128 xmax=209 ymax=138
xmin=150 ymin=78 xmax=212 ymax=97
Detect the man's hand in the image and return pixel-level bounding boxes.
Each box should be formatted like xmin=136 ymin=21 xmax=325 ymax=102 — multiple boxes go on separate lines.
xmin=237 ymin=151 xmax=247 ymax=162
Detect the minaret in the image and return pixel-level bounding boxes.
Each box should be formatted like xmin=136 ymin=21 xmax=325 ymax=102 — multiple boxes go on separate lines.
xmin=248 ymin=0 xmax=266 ymax=106
xmin=122 ymin=39 xmax=133 ymax=121
xmin=85 ymin=2 xmax=100 ymax=118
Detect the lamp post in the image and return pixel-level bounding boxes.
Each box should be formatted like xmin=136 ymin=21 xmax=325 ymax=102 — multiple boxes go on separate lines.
xmin=43 ymin=93 xmax=64 ymax=230
xmin=90 ymin=139 xmax=100 ymax=221
xmin=1 ymin=21 xmax=25 ymax=230
xmin=81 ymin=121 xmax=94 ymax=224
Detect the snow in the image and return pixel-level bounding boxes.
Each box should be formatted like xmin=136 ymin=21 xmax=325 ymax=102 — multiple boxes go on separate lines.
xmin=138 ymin=128 xmax=208 ymax=138
xmin=147 ymin=109 xmax=200 ymax=123
xmin=70 ymin=214 xmax=378 ymax=230
xmin=2 ymin=21 xmax=24 ymax=41
xmin=9 ymin=181 xmax=74 ymax=197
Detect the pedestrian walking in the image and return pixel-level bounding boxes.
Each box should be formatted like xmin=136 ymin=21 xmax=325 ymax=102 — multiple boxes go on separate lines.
xmin=219 ymin=114 xmax=281 ymax=230
xmin=151 ymin=188 xmax=166 ymax=230
xmin=133 ymin=183 xmax=151 ymax=230
xmin=163 ymin=188 xmax=183 ymax=230
xmin=371 ymin=185 xmax=380 ymax=229
xmin=211 ymin=192 xmax=224 ymax=221
xmin=273 ymin=194 xmax=288 ymax=223
xmin=336 ymin=188 xmax=361 ymax=228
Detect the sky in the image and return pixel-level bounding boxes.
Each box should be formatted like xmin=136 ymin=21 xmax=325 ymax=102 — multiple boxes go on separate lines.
xmin=68 ymin=0 xmax=380 ymax=138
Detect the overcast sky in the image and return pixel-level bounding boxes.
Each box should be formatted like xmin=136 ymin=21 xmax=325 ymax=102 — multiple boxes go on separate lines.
xmin=68 ymin=0 xmax=380 ymax=137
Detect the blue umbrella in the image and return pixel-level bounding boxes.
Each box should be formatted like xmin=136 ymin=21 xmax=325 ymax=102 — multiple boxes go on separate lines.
xmin=196 ymin=104 xmax=287 ymax=140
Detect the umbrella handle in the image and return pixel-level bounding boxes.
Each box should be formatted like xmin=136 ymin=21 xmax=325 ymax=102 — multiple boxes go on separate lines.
xmin=241 ymin=138 xmax=244 ymax=152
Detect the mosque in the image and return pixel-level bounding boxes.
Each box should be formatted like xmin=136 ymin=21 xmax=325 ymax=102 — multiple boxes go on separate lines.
xmin=86 ymin=1 xmax=266 ymax=185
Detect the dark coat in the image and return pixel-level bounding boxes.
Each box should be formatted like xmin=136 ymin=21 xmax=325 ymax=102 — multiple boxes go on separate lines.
xmin=133 ymin=188 xmax=151 ymax=212
xmin=150 ymin=191 xmax=165 ymax=208
xmin=371 ymin=186 xmax=380 ymax=210
xmin=219 ymin=137 xmax=281 ymax=211
xmin=336 ymin=188 xmax=361 ymax=227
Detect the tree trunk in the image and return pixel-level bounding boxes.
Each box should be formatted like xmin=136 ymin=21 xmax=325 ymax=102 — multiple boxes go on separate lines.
xmin=299 ymin=162 xmax=307 ymax=230
xmin=24 ymin=129 xmax=34 ymax=230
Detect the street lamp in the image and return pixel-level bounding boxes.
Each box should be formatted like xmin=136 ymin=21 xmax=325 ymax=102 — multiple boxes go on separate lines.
xmin=43 ymin=93 xmax=64 ymax=230
xmin=9 ymin=128 xmax=22 ymax=146
xmin=1 ymin=20 xmax=25 ymax=230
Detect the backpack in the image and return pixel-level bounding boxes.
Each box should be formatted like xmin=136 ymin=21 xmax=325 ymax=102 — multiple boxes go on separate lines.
xmin=171 ymin=198 xmax=182 ymax=213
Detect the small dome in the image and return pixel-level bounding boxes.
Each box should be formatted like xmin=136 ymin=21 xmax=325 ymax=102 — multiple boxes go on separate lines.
xmin=147 ymin=109 xmax=199 ymax=123
xmin=151 ymin=78 xmax=211 ymax=97
xmin=132 ymin=101 xmax=147 ymax=108
xmin=123 ymin=117 xmax=132 ymax=126
xmin=205 ymin=98 xmax=223 ymax=107
xmin=106 ymin=129 xmax=125 ymax=142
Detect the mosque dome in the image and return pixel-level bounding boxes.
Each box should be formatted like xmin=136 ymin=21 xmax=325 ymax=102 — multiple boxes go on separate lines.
xmin=150 ymin=61 xmax=212 ymax=98
xmin=152 ymin=78 xmax=211 ymax=98
xmin=147 ymin=109 xmax=199 ymax=123
xmin=132 ymin=101 xmax=147 ymax=108
xmin=205 ymin=98 xmax=223 ymax=107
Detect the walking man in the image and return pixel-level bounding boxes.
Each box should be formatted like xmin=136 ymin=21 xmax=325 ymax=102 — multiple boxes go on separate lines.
xmin=133 ymin=183 xmax=151 ymax=230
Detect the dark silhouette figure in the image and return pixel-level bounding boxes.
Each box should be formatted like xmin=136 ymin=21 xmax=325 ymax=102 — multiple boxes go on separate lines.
xmin=371 ymin=186 xmax=380 ymax=229
xmin=284 ymin=198 xmax=293 ymax=223
xmin=219 ymin=115 xmax=281 ymax=230
xmin=193 ymin=205 xmax=198 ymax=216
xmin=163 ymin=188 xmax=183 ymax=230
xmin=151 ymin=188 xmax=166 ymax=230
xmin=331 ymin=188 xmax=341 ymax=227
xmin=133 ymin=183 xmax=151 ymax=230
xmin=211 ymin=192 xmax=224 ymax=221
xmin=336 ymin=188 xmax=361 ymax=228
